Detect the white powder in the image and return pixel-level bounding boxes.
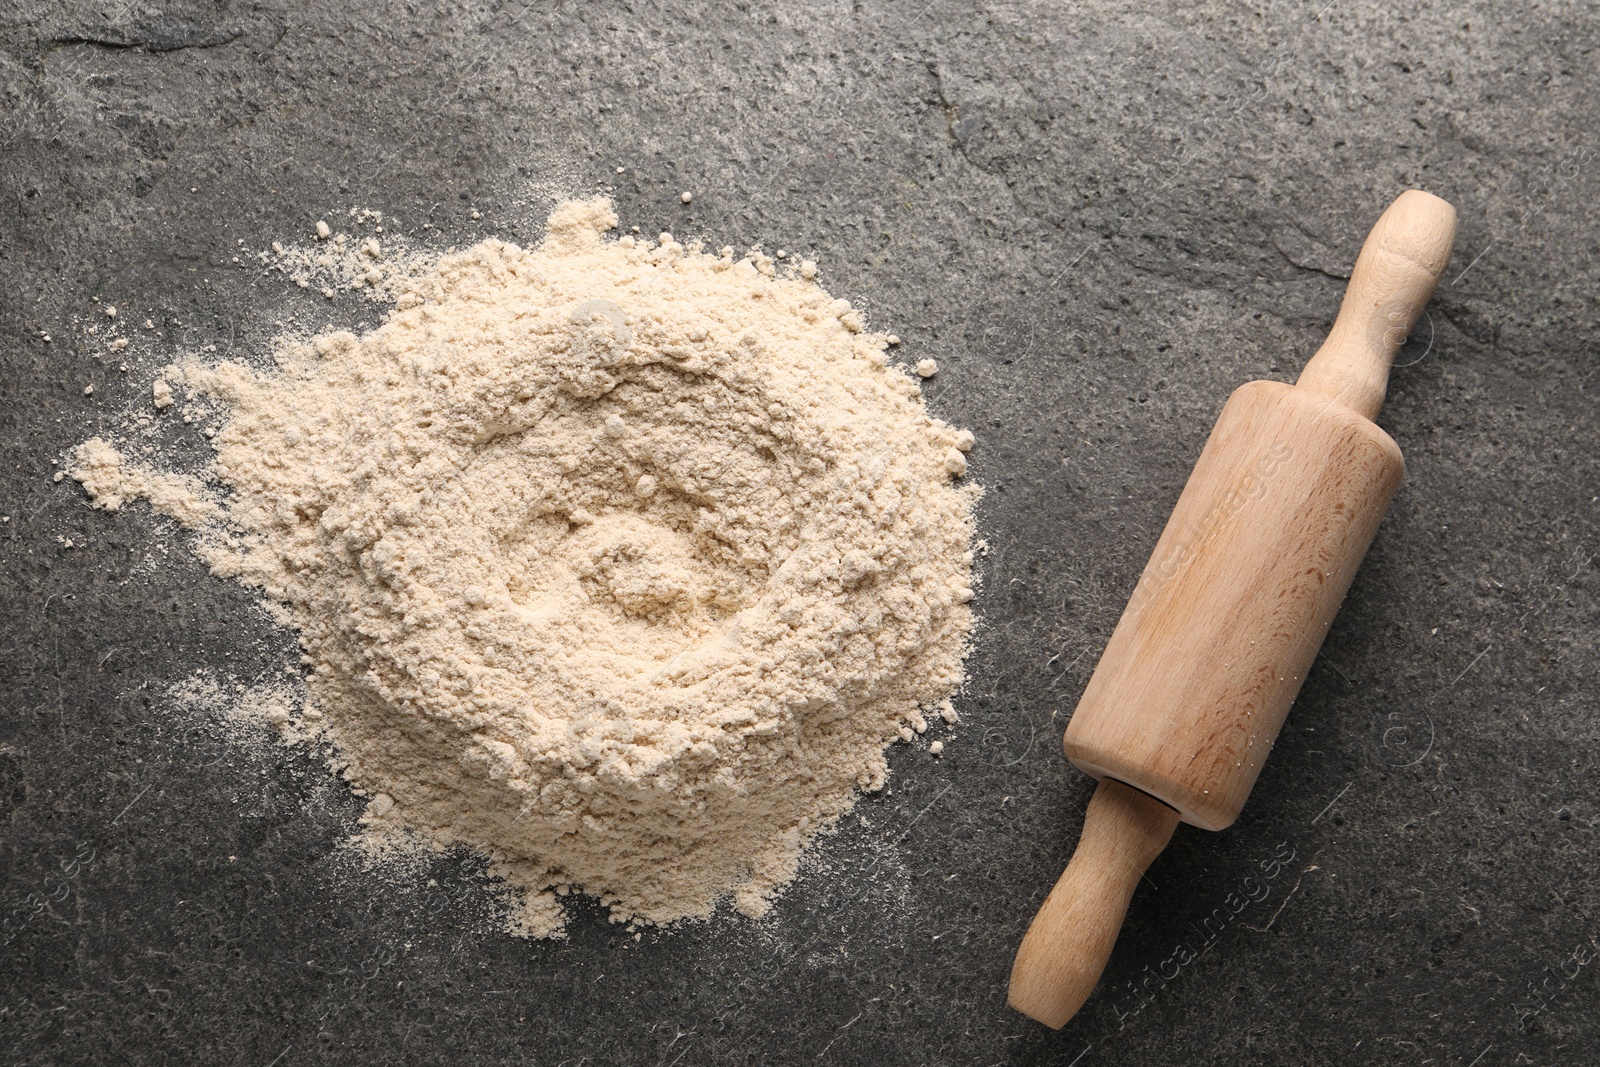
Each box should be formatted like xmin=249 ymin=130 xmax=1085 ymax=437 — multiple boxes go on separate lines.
xmin=265 ymin=210 xmax=430 ymax=302
xmin=71 ymin=198 xmax=978 ymax=937
xmin=168 ymin=671 xmax=325 ymax=748
xmin=70 ymin=438 xmax=220 ymax=528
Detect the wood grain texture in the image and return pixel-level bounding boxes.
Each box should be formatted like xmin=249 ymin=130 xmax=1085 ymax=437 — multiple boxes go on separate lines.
xmin=1063 ymin=380 xmax=1404 ymax=829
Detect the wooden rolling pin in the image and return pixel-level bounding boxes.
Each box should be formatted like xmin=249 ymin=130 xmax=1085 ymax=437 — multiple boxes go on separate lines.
xmin=1008 ymin=190 xmax=1457 ymax=1028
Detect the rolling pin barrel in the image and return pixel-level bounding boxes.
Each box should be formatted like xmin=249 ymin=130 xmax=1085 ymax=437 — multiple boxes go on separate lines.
xmin=1062 ymin=378 xmax=1404 ymax=831
xmin=1009 ymin=190 xmax=1457 ymax=1029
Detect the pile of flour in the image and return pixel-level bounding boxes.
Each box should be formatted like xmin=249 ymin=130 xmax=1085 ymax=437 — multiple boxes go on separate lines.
xmin=72 ymin=199 xmax=978 ymax=935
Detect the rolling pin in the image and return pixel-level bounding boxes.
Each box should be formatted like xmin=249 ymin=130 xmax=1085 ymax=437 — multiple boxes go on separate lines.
xmin=1008 ymin=190 xmax=1457 ymax=1028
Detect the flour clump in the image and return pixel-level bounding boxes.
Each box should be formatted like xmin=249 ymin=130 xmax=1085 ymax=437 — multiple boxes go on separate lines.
xmin=72 ymin=198 xmax=978 ymax=936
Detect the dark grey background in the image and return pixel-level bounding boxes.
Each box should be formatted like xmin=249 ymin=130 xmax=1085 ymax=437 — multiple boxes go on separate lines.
xmin=2 ymin=2 xmax=1596 ymax=1064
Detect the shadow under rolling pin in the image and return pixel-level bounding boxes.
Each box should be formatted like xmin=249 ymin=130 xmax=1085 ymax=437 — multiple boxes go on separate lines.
xmin=1008 ymin=190 xmax=1458 ymax=1029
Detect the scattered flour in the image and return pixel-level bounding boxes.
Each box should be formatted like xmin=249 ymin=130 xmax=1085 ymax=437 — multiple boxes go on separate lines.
xmin=70 ymin=198 xmax=978 ymax=937
xmin=168 ymin=671 xmax=324 ymax=748
xmin=265 ymin=208 xmax=430 ymax=301
xmin=70 ymin=438 xmax=221 ymax=528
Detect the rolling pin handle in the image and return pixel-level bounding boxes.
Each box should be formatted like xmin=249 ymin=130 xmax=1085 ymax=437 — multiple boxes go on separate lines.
xmin=1296 ymin=190 xmax=1457 ymax=421
xmin=1007 ymin=778 xmax=1181 ymax=1028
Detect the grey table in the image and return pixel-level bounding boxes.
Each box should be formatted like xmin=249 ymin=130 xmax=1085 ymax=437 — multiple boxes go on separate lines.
xmin=3 ymin=2 xmax=1596 ymax=1064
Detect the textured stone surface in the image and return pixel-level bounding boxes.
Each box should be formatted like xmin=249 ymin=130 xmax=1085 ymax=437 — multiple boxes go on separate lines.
xmin=2 ymin=2 xmax=1596 ymax=1064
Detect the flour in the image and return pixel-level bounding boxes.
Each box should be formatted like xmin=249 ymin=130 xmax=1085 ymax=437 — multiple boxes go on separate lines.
xmin=168 ymin=670 xmax=324 ymax=748
xmin=71 ymin=198 xmax=978 ymax=936
xmin=70 ymin=438 xmax=220 ymax=528
xmin=263 ymin=208 xmax=431 ymax=302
